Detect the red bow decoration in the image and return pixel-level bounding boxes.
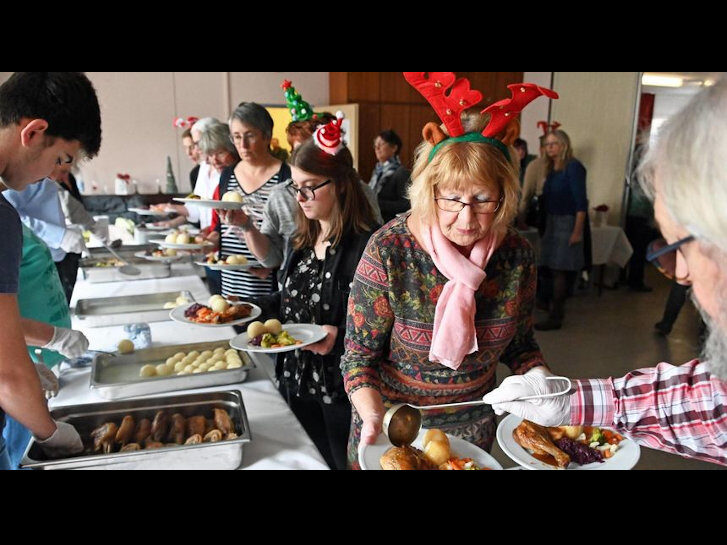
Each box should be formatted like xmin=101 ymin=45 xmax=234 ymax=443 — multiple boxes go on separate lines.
xmin=173 ymin=116 xmax=200 ymax=129
xmin=481 ymin=84 xmax=559 ymax=138
xmin=403 ymin=72 xmax=483 ymax=137
xmin=537 ymin=120 xmax=562 ymax=136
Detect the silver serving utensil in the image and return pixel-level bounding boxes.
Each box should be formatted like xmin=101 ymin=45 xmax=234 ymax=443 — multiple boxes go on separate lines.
xmin=100 ymin=241 xmax=141 ymax=275
xmin=383 ymin=376 xmax=573 ymax=446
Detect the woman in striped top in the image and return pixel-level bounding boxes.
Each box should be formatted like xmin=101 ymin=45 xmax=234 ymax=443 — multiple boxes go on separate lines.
xmin=217 ymin=103 xmax=289 ymax=298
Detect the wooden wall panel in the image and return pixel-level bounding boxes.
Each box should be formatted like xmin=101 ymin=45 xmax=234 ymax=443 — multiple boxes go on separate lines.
xmin=380 ymin=104 xmax=411 ymax=167
xmin=347 ymin=72 xmax=380 ymax=103
xmin=357 ymin=104 xmax=381 ymax=181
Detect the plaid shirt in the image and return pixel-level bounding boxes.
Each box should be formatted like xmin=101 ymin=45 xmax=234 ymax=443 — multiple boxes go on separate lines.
xmin=569 ymin=359 xmax=727 ymax=466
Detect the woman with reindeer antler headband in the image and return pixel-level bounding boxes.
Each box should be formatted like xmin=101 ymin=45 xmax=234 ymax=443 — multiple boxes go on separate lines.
xmin=340 ymin=73 xmax=559 ymax=466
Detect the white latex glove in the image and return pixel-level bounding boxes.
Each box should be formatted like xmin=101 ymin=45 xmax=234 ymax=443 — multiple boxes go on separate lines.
xmin=35 ymin=363 xmax=59 ymax=399
xmin=482 ymin=367 xmax=571 ymax=427
xmin=42 ymin=327 xmax=89 ymax=359
xmin=35 ymin=421 xmax=84 ymax=458
xmin=60 ymin=226 xmax=87 ymax=254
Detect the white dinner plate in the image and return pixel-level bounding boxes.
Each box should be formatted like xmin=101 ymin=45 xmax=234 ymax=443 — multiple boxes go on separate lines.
xmin=169 ymin=302 xmax=261 ymax=328
xmin=150 ymin=239 xmax=214 ymax=250
xmin=173 ymin=198 xmax=245 ymax=210
xmin=139 ymin=224 xmax=172 ymax=231
xmin=229 ymin=324 xmax=327 ymax=354
xmin=133 ymin=251 xmax=184 ymax=262
xmin=359 ymin=429 xmax=503 ymax=470
xmin=496 ymin=414 xmax=640 ymax=470
xmin=194 ymin=261 xmax=258 ymax=271
xmin=128 ymin=207 xmax=168 ymax=216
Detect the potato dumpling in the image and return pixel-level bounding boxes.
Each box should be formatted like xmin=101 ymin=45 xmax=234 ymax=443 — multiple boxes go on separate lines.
xmin=163 ymin=301 xmax=177 ymax=309
xmin=210 ymin=298 xmax=229 ymax=313
xmin=560 ymin=426 xmax=584 ymax=440
xmin=221 ymin=191 xmax=243 ymax=203
xmin=198 ymin=362 xmax=213 ymax=372
xmin=164 ymin=233 xmax=178 ymax=243
xmin=226 ymin=361 xmax=243 ymax=369
xmin=173 ymin=352 xmax=186 ymax=359
xmin=225 ymin=349 xmax=238 ymax=357
xmin=208 ymin=294 xmax=225 ymax=306
xmin=139 ymin=364 xmax=157 ymax=378
xmin=183 ymin=365 xmax=195 ymax=373
xmin=225 ymin=353 xmax=241 ymax=363
xmin=187 ymin=351 xmax=200 ymax=359
xmin=264 ymin=319 xmax=283 ymax=335
xmin=210 ymin=362 xmax=226 ymax=371
xmin=423 ymin=429 xmax=450 ymax=450
xmin=192 ymin=368 xmax=204 ymax=374
xmin=165 ymin=357 xmax=176 ymax=367
xmin=173 ymin=361 xmax=187 ymax=372
xmin=246 ymin=321 xmax=267 ymax=339
xmin=199 ymin=350 xmax=213 ymax=359
xmin=423 ymin=440 xmax=451 ymax=466
xmin=175 ymin=233 xmax=191 ymax=244
xmin=213 ymin=347 xmax=226 ymax=355
xmin=175 ymin=297 xmax=190 ymax=307
xmin=117 ymin=339 xmax=135 ymax=354
xmin=165 ymin=248 xmax=177 ymax=256
xmin=156 ymin=363 xmax=173 ymax=376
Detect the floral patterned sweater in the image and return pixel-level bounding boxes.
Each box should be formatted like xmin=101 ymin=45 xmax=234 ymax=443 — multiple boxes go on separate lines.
xmin=340 ymin=215 xmax=547 ymax=467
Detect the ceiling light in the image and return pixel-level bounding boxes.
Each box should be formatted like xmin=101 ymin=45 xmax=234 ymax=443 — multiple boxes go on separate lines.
xmin=642 ymin=74 xmax=684 ymax=87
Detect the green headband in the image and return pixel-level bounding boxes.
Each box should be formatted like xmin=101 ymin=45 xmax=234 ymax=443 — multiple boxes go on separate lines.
xmin=428 ymin=132 xmax=511 ymax=163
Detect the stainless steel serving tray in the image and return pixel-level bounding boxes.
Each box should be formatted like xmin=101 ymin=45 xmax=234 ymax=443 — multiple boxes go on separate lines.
xmin=21 ymin=390 xmax=251 ymax=470
xmin=80 ymin=256 xmax=171 ymax=283
xmin=74 ymin=290 xmax=194 ymax=327
xmin=90 ymin=340 xmax=254 ymax=400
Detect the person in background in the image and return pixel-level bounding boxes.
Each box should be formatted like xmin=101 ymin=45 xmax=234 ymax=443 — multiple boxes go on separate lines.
xmin=342 ymin=73 xmax=556 ymax=469
xmin=4 ymin=176 xmax=89 ymax=303
xmin=182 ymin=127 xmax=202 ymax=191
xmin=269 ymin=137 xmax=289 ymax=163
xmin=0 ymin=71 xmax=102 ymax=469
xmin=517 ymin=135 xmax=548 ymax=231
xmin=216 ymin=102 xmax=286 ymax=298
xmin=369 ymin=129 xmax=411 ymax=223
xmin=250 ymin=126 xmax=378 ymax=469
xmin=534 ymin=129 xmax=588 ymax=331
xmin=483 ymin=78 xmax=727 ymax=467
xmin=513 ymin=137 xmax=536 ymax=187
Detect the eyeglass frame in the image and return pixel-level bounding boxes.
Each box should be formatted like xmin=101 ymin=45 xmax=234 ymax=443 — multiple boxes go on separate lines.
xmin=434 ymin=196 xmax=503 ymax=214
xmin=646 ymin=235 xmax=695 ymax=280
xmin=286 ymin=178 xmax=334 ymax=201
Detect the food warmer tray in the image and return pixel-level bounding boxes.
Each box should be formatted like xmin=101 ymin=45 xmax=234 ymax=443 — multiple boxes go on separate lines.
xmin=90 ymin=341 xmax=255 ymax=400
xmin=74 ymin=290 xmax=194 ymax=327
xmin=79 ymin=256 xmax=171 ymax=283
xmin=21 ymin=390 xmax=251 ymax=470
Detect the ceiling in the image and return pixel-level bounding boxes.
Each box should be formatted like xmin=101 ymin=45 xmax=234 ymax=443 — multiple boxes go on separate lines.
xmin=642 ymin=72 xmax=725 ymax=95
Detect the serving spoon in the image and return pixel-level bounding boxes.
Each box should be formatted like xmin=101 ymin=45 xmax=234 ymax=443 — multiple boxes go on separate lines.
xmin=96 ymin=241 xmax=141 ymax=275
xmin=383 ymin=376 xmax=573 ymax=447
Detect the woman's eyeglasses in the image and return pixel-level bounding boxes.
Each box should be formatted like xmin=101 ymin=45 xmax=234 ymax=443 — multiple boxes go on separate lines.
xmin=646 ymin=235 xmax=695 ymax=281
xmin=434 ymin=197 xmax=502 ymax=214
xmin=286 ymin=179 xmax=333 ymax=201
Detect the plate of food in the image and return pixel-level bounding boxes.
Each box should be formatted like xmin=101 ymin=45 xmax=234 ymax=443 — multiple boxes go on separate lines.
xmin=229 ymin=321 xmax=327 ymax=353
xmin=134 ymin=250 xmax=185 ymax=262
xmin=151 ymin=239 xmax=213 ymax=251
xmin=128 ymin=207 xmax=169 ymax=216
xmin=174 ymin=191 xmax=246 ymax=210
xmin=496 ymin=414 xmax=640 ymax=470
xmin=170 ymin=296 xmax=261 ymax=327
xmin=359 ymin=427 xmax=502 ymax=470
xmin=195 ymin=253 xmax=257 ymax=270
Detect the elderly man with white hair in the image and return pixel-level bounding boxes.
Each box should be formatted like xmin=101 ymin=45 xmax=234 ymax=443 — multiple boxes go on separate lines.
xmin=483 ymin=78 xmax=727 ymax=466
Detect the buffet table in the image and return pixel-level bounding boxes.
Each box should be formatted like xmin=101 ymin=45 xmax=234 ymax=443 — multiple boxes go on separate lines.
xmin=60 ymin=261 xmax=329 ymax=470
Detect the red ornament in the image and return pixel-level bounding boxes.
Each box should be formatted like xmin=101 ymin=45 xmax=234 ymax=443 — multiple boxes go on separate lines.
xmin=281 ymin=79 xmax=292 ymax=90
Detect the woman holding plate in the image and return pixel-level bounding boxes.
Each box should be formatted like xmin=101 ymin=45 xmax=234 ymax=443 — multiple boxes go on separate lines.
xmin=341 ymin=73 xmax=556 ymax=468
xmin=238 ymin=115 xmax=378 ymax=469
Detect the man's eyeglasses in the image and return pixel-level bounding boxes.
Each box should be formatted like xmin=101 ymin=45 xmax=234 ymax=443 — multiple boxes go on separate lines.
xmin=646 ymin=235 xmax=695 ymax=281
xmin=286 ymin=179 xmax=333 ymax=201
xmin=434 ymin=196 xmax=502 ymax=214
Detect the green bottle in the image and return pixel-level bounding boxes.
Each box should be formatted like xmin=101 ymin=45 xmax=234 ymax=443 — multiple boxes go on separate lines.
xmin=165 ymin=155 xmax=178 ymax=194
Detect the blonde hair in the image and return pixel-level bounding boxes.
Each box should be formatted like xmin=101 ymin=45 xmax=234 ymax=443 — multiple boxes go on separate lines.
xmin=544 ymin=129 xmax=574 ymax=173
xmin=408 ymin=114 xmax=520 ymax=236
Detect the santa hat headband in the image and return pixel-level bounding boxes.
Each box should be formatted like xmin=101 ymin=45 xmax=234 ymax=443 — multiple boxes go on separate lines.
xmin=402 ymin=72 xmax=558 ymax=162
xmin=313 ymin=111 xmax=346 ymax=156
xmin=173 ymin=116 xmax=200 ymax=129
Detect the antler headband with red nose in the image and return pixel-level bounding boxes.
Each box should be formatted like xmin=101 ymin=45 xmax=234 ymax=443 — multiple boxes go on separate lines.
xmin=403 ymin=72 xmax=558 ymax=162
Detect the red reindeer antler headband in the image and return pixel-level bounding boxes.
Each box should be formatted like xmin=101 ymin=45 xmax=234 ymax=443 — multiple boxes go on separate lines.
xmin=537 ymin=120 xmax=562 ymax=136
xmin=173 ymin=116 xmax=200 ymax=129
xmin=403 ymin=72 xmax=558 ymax=162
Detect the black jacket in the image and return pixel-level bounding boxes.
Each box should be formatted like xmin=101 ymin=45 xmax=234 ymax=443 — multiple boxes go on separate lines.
xmin=376 ymin=165 xmax=411 ymax=223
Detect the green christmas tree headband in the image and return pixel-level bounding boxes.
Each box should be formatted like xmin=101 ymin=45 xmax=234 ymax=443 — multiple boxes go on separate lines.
xmin=281 ymin=79 xmax=317 ymax=123
xmin=402 ymin=72 xmax=558 ymax=164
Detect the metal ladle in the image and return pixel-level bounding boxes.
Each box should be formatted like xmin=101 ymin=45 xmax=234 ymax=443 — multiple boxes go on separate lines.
xmin=382 ymin=376 xmax=573 ymax=447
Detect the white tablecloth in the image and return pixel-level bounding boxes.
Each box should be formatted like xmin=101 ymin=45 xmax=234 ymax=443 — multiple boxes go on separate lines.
xmin=63 ymin=263 xmax=328 ymax=470
xmin=589 ymin=224 xmax=633 ymax=267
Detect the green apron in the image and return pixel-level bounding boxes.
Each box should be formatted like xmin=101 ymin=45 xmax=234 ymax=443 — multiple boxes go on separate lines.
xmin=17 ymin=224 xmax=72 ymax=368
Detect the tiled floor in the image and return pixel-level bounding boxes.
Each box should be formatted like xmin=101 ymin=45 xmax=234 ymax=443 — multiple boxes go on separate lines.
xmin=489 ymin=266 xmax=725 ymax=470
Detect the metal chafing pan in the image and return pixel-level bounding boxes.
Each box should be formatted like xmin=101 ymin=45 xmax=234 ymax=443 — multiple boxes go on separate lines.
xmin=80 ymin=255 xmax=171 ymax=283
xmin=74 ymin=290 xmax=194 ymax=327
xmin=20 ymin=390 xmax=251 ymax=470
xmin=90 ymin=340 xmax=254 ymax=400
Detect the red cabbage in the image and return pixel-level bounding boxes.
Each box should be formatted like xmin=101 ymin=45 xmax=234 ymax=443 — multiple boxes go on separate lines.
xmin=554 ymin=437 xmax=604 ymax=465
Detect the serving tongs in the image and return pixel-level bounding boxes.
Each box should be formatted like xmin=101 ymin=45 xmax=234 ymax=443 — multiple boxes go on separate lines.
xmin=383 ymin=376 xmax=572 ymax=446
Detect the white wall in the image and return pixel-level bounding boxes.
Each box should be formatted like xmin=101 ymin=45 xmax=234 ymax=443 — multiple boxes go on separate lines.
xmin=76 ymin=72 xmax=329 ymax=195
xmin=551 ymin=72 xmax=640 ymax=223
xmin=521 ymin=72 xmax=554 ymax=152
